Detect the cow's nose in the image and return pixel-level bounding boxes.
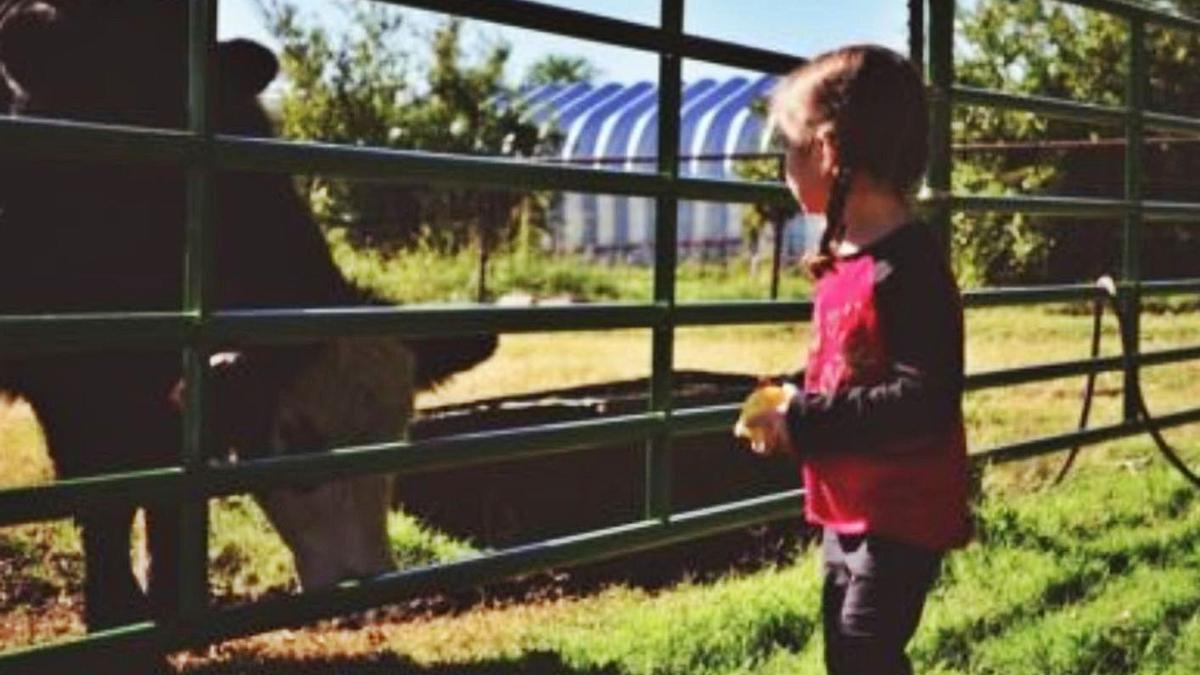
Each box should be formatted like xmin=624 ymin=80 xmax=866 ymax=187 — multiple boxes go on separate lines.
xmin=342 ymin=550 xmax=393 ymax=583
xmin=255 ymin=473 xmax=396 ymax=592
xmin=296 ymin=552 xmax=392 ymax=591
xmin=341 ymin=566 xmax=389 ymax=585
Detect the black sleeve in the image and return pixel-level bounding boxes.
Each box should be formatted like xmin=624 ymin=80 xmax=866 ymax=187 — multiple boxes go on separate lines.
xmin=785 ymin=245 xmax=964 ymax=455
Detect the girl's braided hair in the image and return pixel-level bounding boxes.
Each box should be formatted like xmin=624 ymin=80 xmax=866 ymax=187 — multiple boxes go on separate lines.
xmin=770 ymin=45 xmax=929 ymax=277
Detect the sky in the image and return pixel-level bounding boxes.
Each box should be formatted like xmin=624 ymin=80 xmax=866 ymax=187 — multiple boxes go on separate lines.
xmin=218 ymin=0 xmax=913 ymax=85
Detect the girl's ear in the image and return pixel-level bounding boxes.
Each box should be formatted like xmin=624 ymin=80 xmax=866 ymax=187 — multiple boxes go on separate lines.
xmin=814 ymin=126 xmax=840 ymax=179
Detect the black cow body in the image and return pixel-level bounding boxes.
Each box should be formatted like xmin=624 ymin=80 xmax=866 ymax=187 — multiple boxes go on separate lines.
xmin=0 ymin=0 xmax=494 ymax=632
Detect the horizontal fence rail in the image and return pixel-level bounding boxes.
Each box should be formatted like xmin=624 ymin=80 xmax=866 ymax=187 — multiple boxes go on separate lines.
xmin=377 ymin=0 xmax=806 ymax=73
xmin=1068 ymin=0 xmax=1200 ymax=32
xmin=5 ymin=335 xmax=1200 ymax=529
xmin=4 ymin=0 xmax=1200 ymax=669
xmin=4 ymin=281 xmax=1200 ymax=353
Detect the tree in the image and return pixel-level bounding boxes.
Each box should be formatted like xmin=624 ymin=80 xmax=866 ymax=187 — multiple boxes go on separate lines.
xmin=955 ymin=0 xmax=1200 ymax=284
xmin=733 ymin=151 xmax=800 ymax=298
xmin=261 ymin=0 xmax=415 ymax=243
xmin=259 ymin=0 xmax=563 ymax=263
xmin=732 ymin=98 xmax=800 ymax=296
xmin=522 ymin=54 xmax=599 ymax=86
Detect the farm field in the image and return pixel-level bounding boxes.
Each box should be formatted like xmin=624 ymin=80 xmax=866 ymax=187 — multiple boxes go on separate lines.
xmin=1 ymin=301 xmax=1199 ymax=673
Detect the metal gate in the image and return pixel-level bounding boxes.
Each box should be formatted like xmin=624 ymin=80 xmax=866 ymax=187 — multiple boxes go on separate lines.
xmin=1 ymin=0 xmax=1199 ymax=669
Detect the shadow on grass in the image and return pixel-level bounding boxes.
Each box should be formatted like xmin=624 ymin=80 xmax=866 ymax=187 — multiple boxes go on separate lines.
xmin=178 ymin=650 xmax=620 ymax=675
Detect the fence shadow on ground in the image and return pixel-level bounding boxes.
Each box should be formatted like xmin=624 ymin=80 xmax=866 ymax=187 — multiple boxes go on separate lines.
xmin=178 ymin=650 xmax=621 ymax=675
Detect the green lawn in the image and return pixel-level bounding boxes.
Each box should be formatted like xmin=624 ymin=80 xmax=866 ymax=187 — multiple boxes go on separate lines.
xmin=170 ymin=459 xmax=1200 ymax=675
xmin=1 ymin=293 xmax=1199 ymax=673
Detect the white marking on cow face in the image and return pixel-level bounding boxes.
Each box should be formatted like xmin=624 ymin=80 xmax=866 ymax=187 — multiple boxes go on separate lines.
xmin=254 ymin=337 xmax=415 ymax=590
xmin=259 ymin=473 xmax=395 ymax=590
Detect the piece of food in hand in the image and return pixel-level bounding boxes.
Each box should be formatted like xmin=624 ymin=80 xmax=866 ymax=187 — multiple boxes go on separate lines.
xmin=733 ymin=383 xmax=791 ymax=451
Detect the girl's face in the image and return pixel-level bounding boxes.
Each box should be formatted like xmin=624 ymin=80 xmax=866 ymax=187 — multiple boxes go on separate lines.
xmin=780 ymin=98 xmax=837 ymax=214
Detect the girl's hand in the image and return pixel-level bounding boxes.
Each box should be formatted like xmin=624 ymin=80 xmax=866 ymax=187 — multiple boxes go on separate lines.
xmin=733 ymin=382 xmax=799 ymax=456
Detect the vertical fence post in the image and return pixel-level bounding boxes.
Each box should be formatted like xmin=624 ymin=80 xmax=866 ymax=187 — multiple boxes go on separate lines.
xmin=769 ymin=156 xmax=786 ymax=300
xmin=769 ymin=217 xmax=784 ymax=300
xmin=1123 ymin=16 xmax=1145 ymax=422
xmin=926 ymin=0 xmax=954 ymax=258
xmin=647 ymin=0 xmax=683 ymax=521
xmin=909 ymin=0 xmax=925 ymax=72
xmin=181 ymin=0 xmax=216 ymax=622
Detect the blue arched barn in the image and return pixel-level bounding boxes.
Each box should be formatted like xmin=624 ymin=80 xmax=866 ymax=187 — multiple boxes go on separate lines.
xmin=516 ymin=77 xmax=813 ymax=261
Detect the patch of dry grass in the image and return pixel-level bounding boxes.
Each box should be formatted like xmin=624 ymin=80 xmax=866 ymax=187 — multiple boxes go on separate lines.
xmin=0 ymin=397 xmax=52 ymax=489
xmin=418 ymin=324 xmax=808 ymax=410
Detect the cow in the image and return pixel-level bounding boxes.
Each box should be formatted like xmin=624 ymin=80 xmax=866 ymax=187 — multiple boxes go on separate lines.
xmin=0 ymin=0 xmax=495 ymax=632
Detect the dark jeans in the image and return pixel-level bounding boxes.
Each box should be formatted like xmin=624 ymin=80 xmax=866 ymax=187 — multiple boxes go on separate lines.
xmin=822 ymin=529 xmax=942 ymax=675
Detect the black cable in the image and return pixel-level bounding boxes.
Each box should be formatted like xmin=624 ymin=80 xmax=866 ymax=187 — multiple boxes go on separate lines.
xmin=1056 ymin=275 xmax=1200 ymax=488
xmin=1053 ymin=290 xmax=1104 ymax=485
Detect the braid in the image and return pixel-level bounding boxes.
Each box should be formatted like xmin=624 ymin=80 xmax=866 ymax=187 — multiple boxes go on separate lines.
xmin=804 ymin=166 xmax=853 ymax=278
xmin=800 ymin=65 xmax=856 ymax=279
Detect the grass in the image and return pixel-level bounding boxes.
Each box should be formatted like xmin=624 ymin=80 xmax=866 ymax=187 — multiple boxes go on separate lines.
xmin=1 ymin=259 xmax=1200 ymax=672
xmin=208 ymin=496 xmax=480 ymax=603
xmin=0 ymin=397 xmax=52 ymax=489
xmin=0 ymin=519 xmax=82 ymax=649
xmin=328 ymin=231 xmax=814 ymax=305
xmin=162 ymin=461 xmax=1200 ymax=675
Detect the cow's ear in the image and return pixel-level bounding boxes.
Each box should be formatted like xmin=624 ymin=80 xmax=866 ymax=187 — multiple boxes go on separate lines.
xmin=0 ymin=2 xmax=69 ymax=92
xmin=218 ymin=39 xmax=278 ymax=96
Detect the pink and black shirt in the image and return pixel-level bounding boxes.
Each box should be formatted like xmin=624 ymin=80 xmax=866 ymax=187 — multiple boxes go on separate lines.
xmin=787 ymin=222 xmax=972 ymax=552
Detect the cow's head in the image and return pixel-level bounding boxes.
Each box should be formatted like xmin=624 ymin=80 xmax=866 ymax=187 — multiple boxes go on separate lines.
xmin=202 ymin=339 xmax=419 ymax=589
xmin=248 ymin=338 xmax=417 ymax=590
xmin=0 ymin=0 xmax=403 ymax=589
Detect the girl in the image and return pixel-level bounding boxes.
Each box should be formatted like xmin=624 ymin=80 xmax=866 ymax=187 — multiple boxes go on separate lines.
xmin=743 ymin=45 xmax=971 ymax=675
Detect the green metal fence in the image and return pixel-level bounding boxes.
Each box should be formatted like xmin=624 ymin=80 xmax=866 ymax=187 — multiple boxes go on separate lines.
xmin=2 ymin=0 xmax=1200 ymax=669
